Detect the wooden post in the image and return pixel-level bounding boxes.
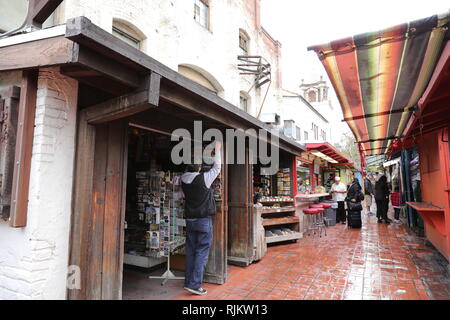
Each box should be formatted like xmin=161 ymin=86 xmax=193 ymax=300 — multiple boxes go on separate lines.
xmin=25 ymin=0 xmax=63 ymax=29
xmin=9 ymin=70 xmax=38 ymax=227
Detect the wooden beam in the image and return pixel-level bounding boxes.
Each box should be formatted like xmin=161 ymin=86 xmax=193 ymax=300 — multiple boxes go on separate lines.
xmin=83 ymin=72 xmax=160 ymax=124
xmin=9 ymin=71 xmax=38 ymax=227
xmin=159 ymin=84 xmax=302 ymax=156
xmin=71 ymin=45 xmax=142 ymax=88
xmin=0 ymin=86 xmax=20 ymax=221
xmin=0 ymin=36 xmax=75 ymax=72
xmin=26 ymin=0 xmax=63 ymax=28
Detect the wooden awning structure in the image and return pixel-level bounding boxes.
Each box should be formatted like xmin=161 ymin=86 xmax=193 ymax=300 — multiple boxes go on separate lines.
xmin=308 ymin=11 xmax=450 ymax=157
xmin=306 ymin=142 xmax=349 ymax=164
xmin=0 ymin=16 xmax=306 ymax=156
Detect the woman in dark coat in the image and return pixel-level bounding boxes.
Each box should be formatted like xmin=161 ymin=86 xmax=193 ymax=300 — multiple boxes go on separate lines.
xmin=346 ymin=178 xmax=364 ymax=228
xmin=375 ymin=175 xmax=391 ymax=224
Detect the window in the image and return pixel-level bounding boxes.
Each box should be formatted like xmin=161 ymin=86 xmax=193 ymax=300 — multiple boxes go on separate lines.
xmin=194 ymin=0 xmax=209 ymax=29
xmin=240 ymin=94 xmax=248 ymax=112
xmin=296 ymin=126 xmax=301 ymax=140
xmin=312 ymin=123 xmax=319 ymax=140
xmin=304 ymin=131 xmax=309 ymax=140
xmin=239 ymin=30 xmax=249 ymax=55
xmin=178 ymin=64 xmax=224 ymax=95
xmin=112 ymin=20 xmax=145 ymax=50
xmin=307 ymin=90 xmax=317 ymax=102
xmin=320 ymin=129 xmax=326 ymax=141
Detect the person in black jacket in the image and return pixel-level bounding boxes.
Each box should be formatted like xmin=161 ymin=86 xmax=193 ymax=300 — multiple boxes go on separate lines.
xmin=346 ymin=178 xmax=364 ymax=228
xmin=181 ymin=140 xmax=222 ymax=295
xmin=375 ymin=175 xmax=391 ymax=224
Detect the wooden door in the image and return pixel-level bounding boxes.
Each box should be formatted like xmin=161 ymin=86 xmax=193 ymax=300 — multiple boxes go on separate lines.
xmin=227 ymin=149 xmax=254 ymax=266
xmin=68 ymin=115 xmax=128 ymax=300
xmin=203 ymin=148 xmax=228 ymax=284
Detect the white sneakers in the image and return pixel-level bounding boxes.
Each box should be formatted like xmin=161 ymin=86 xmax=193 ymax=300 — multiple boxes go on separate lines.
xmin=184 ymin=287 xmax=208 ymax=295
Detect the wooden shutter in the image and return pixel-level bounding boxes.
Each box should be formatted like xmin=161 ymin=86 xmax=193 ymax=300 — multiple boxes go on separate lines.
xmin=0 ymin=87 xmax=20 ymax=220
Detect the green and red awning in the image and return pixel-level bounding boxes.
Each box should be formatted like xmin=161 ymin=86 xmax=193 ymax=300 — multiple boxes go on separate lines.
xmin=308 ymin=11 xmax=449 ymax=157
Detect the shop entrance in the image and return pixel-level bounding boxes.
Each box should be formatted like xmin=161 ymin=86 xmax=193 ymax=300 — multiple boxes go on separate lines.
xmin=68 ymin=98 xmax=228 ymax=300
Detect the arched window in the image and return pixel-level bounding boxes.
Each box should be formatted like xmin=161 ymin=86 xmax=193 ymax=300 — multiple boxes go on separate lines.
xmin=112 ymin=19 xmax=146 ymax=50
xmin=307 ymin=90 xmax=317 ymax=102
xmin=239 ymin=29 xmax=250 ymax=55
xmin=178 ymin=64 xmax=224 ymax=94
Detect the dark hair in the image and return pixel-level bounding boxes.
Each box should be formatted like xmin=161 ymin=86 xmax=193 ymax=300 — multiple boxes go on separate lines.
xmin=186 ymin=164 xmax=202 ymax=172
xmin=253 ymin=192 xmax=263 ymax=204
xmin=379 ymin=175 xmax=387 ymax=183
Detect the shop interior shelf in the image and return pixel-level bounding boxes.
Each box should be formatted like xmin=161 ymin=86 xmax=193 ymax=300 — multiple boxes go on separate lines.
xmin=259 ymin=206 xmax=296 ymax=214
xmin=265 ymin=232 xmax=302 ymax=244
xmin=262 ymin=216 xmax=299 ymax=226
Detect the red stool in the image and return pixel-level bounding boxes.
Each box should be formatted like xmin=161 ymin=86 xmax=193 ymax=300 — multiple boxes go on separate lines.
xmin=303 ymin=208 xmax=318 ymax=236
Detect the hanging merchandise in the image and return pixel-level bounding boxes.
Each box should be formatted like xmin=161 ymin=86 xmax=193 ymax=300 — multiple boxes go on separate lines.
xmin=277 ymin=168 xmax=291 ymax=196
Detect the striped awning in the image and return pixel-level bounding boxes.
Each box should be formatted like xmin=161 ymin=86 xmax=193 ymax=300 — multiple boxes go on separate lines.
xmin=308 ymin=11 xmax=449 ymax=156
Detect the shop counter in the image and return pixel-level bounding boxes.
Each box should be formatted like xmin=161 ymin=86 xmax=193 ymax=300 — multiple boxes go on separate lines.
xmin=295 ymin=193 xmax=330 ymax=200
xmin=406 ymin=202 xmax=446 ymax=236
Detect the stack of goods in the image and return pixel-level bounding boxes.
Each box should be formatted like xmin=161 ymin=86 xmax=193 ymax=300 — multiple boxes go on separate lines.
xmin=260 ymin=195 xmax=294 ymax=203
xmin=265 ymin=228 xmax=295 ymax=237
xmin=277 ymin=168 xmax=291 ymax=196
xmin=132 ymin=171 xmax=186 ymax=258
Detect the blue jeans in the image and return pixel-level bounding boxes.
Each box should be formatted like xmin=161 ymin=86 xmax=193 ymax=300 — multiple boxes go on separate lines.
xmin=184 ymin=217 xmax=213 ymax=289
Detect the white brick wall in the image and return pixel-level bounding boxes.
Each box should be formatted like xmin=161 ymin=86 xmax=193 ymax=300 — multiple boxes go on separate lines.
xmin=58 ymin=0 xmax=283 ymax=119
xmin=0 ymin=68 xmax=78 ymax=299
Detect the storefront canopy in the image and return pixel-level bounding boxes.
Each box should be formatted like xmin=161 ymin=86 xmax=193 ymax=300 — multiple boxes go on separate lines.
xmin=308 ymin=11 xmax=450 ymax=157
xmin=306 ymin=142 xmax=349 ymax=164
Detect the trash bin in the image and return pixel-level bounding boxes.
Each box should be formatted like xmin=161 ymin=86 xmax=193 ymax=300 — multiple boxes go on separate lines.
xmin=323 ymin=201 xmax=337 ymax=226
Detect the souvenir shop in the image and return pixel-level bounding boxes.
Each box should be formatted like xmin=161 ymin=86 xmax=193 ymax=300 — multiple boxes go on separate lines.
xmin=227 ymin=147 xmax=301 ymax=266
xmin=0 ymin=16 xmax=306 ymax=299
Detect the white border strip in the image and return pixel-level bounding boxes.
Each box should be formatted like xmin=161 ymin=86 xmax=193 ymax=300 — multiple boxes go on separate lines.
xmin=0 ymin=24 xmax=66 ymax=48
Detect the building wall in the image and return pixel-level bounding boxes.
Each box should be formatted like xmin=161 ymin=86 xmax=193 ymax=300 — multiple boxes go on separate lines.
xmin=0 ymin=68 xmax=78 ymax=299
xmin=56 ymin=0 xmax=282 ymax=119
xmin=281 ymin=94 xmax=330 ymax=144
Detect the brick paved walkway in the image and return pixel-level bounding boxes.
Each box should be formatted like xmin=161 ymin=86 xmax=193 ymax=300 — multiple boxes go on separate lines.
xmin=174 ymin=209 xmax=450 ymax=300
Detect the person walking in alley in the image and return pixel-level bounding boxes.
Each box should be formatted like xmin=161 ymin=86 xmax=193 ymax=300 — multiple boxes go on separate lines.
xmin=364 ymin=174 xmax=375 ymax=215
xmin=181 ymin=140 xmax=222 ymax=295
xmin=391 ymin=186 xmax=402 ymax=224
xmin=331 ymin=176 xmax=347 ymax=224
xmin=375 ymin=175 xmax=391 ymax=224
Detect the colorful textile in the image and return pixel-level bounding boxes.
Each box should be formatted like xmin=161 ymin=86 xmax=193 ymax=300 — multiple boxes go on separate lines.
xmin=308 ymin=11 xmax=450 ymax=156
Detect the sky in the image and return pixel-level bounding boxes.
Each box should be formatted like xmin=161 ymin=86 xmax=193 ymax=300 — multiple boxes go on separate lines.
xmin=260 ymin=0 xmax=449 ymax=143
